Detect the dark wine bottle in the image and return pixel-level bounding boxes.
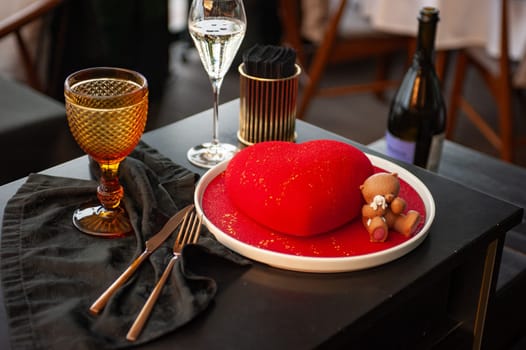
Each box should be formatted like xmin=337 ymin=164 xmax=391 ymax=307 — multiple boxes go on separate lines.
xmin=385 ymin=7 xmax=446 ymax=171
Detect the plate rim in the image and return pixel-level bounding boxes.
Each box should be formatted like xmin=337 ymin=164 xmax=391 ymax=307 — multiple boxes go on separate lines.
xmin=194 ymin=153 xmax=436 ymax=273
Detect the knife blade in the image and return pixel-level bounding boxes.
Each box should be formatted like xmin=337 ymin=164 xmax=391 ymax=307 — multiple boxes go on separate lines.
xmin=89 ymin=204 xmax=194 ymax=315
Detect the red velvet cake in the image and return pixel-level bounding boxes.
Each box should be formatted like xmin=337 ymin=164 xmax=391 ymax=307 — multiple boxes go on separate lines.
xmin=223 ymin=140 xmax=374 ymax=236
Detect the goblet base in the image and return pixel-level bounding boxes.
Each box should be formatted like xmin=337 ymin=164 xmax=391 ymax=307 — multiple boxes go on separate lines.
xmin=72 ymin=203 xmax=132 ymax=238
xmin=187 ymin=142 xmax=238 ymax=168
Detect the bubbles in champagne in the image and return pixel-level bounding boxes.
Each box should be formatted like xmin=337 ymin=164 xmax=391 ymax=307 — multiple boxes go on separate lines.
xmin=189 ymin=18 xmax=246 ymax=80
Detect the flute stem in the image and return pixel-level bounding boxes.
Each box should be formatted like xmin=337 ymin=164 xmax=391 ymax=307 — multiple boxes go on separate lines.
xmin=211 ymin=77 xmax=223 ymax=146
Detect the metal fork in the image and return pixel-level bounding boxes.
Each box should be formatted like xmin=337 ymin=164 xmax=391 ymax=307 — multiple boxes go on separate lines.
xmin=126 ymin=208 xmax=202 ymax=341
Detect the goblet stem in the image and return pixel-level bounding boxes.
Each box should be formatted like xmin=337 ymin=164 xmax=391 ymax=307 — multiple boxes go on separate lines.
xmin=72 ymin=160 xmax=131 ymax=237
xmin=97 ymin=162 xmax=124 ymax=210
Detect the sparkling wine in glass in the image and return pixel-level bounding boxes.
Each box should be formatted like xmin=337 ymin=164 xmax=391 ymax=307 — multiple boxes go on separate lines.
xmin=64 ymin=67 xmax=148 ymax=237
xmin=187 ymin=0 xmax=246 ymax=168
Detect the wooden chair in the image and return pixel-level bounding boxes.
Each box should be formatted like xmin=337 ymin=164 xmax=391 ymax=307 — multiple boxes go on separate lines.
xmin=446 ymin=0 xmax=525 ymax=162
xmin=0 ymin=0 xmax=63 ymax=93
xmin=278 ymin=0 xmax=413 ymax=119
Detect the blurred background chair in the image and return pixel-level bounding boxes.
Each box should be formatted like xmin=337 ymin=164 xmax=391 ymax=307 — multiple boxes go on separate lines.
xmin=0 ymin=0 xmax=63 ymax=93
xmin=0 ymin=0 xmax=82 ymax=184
xmin=278 ymin=0 xmax=412 ymax=119
xmin=0 ymin=76 xmax=81 ymax=185
xmin=446 ymin=0 xmax=525 ymax=163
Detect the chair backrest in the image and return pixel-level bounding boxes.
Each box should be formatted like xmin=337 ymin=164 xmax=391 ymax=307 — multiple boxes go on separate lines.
xmin=514 ymin=56 xmax=526 ymax=87
xmin=278 ymin=0 xmax=357 ymax=68
xmin=0 ymin=0 xmax=63 ymax=92
xmin=500 ymin=0 xmax=510 ymax=85
xmin=278 ymin=0 xmax=411 ymax=119
xmin=278 ymin=0 xmax=307 ymax=67
xmin=498 ymin=0 xmax=526 ymax=88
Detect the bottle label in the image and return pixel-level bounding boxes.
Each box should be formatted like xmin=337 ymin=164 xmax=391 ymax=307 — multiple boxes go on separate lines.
xmin=385 ymin=131 xmax=444 ymax=171
xmin=385 ymin=131 xmax=416 ymax=164
xmin=426 ymin=133 xmax=444 ymax=171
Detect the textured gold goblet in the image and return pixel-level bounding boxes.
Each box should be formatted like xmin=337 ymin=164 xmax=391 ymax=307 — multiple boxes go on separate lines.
xmin=64 ymin=67 xmax=148 ymax=237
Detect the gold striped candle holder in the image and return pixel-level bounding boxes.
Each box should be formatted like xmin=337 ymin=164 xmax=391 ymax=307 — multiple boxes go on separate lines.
xmin=238 ymin=63 xmax=301 ymax=145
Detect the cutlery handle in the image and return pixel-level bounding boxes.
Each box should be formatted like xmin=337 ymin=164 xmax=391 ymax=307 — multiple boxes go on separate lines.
xmin=89 ymin=250 xmax=150 ymax=315
xmin=126 ymin=257 xmax=178 ymax=342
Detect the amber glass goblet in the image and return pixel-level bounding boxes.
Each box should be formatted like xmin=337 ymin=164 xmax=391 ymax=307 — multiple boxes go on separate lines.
xmin=64 ymin=67 xmax=148 ymax=237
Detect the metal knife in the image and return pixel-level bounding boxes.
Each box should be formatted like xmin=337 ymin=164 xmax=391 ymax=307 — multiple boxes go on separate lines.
xmin=89 ymin=204 xmax=194 ymax=315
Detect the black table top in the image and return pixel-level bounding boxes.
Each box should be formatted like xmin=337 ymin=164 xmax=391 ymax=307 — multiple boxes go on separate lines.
xmin=0 ymin=99 xmax=523 ymax=349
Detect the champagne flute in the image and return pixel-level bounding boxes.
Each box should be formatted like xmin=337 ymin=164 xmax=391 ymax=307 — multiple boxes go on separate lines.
xmin=187 ymin=0 xmax=246 ymax=168
xmin=64 ymin=67 xmax=148 ymax=237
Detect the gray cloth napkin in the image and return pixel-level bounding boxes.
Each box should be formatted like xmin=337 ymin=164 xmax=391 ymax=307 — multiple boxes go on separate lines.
xmin=0 ymin=141 xmax=250 ymax=349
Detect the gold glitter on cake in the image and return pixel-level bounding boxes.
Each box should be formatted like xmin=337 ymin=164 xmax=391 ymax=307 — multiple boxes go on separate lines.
xmin=257 ymin=238 xmax=275 ymax=248
xmin=220 ymin=213 xmax=239 ymax=237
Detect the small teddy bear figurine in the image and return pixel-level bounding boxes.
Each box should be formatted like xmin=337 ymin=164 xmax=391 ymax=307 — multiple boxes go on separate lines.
xmin=360 ymin=172 xmax=421 ymax=242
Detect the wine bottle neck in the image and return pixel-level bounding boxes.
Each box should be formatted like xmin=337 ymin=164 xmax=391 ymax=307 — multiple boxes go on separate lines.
xmin=414 ymin=7 xmax=439 ymax=66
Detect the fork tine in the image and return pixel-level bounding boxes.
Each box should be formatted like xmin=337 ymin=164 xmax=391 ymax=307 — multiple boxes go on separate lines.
xmin=181 ymin=211 xmax=196 ymax=245
xmin=174 ymin=209 xmax=201 ymax=251
xmin=188 ymin=212 xmax=202 ymax=244
xmin=173 ymin=212 xmax=190 ymax=246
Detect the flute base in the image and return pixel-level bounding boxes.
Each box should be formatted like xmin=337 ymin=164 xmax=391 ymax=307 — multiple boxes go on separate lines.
xmin=187 ymin=142 xmax=238 ymax=168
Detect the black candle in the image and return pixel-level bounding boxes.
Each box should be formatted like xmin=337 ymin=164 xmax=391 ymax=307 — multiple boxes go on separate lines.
xmin=242 ymin=44 xmax=296 ymax=79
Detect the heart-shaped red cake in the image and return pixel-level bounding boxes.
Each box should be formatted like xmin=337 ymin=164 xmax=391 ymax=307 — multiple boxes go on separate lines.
xmin=223 ymin=140 xmax=373 ymax=236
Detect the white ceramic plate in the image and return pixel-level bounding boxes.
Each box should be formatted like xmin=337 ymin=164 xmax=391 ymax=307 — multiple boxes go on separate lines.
xmin=194 ymin=154 xmax=435 ymax=273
